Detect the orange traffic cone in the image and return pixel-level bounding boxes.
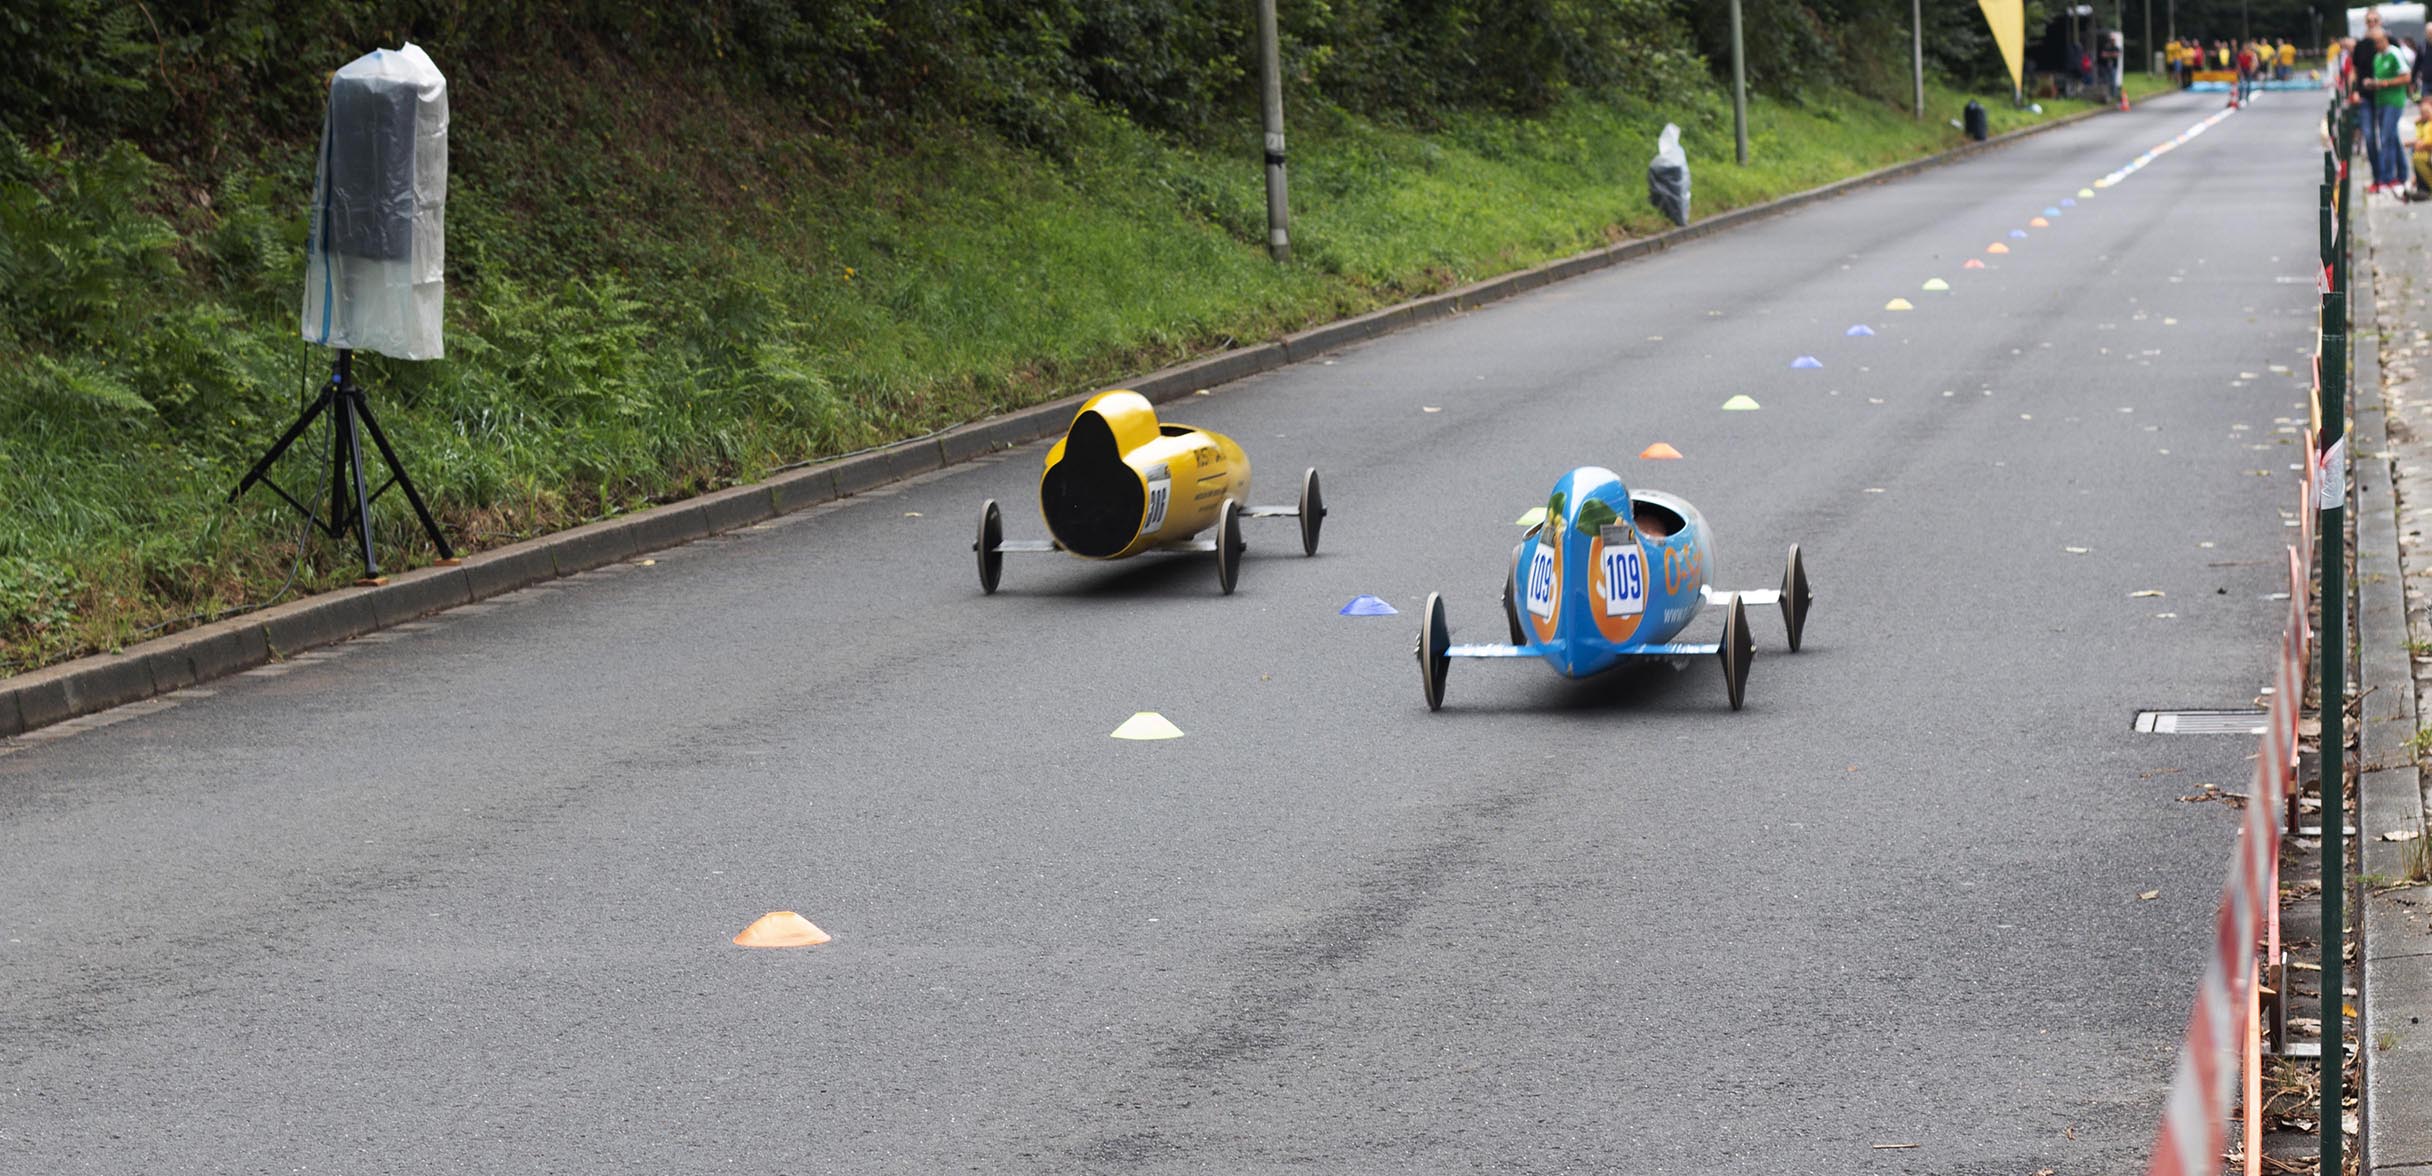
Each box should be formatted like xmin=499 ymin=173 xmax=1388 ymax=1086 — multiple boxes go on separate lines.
xmin=734 ymin=911 xmax=831 ymax=947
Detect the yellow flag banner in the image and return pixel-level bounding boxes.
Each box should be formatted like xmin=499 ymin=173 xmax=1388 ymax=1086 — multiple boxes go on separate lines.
xmin=1979 ymin=0 xmax=2026 ymax=94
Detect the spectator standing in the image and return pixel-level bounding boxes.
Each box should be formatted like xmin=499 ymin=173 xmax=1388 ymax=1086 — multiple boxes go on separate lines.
xmin=2280 ymin=39 xmax=2298 ymax=81
xmin=2369 ymin=29 xmax=2409 ymax=193
xmin=2411 ymin=95 xmax=2432 ymax=199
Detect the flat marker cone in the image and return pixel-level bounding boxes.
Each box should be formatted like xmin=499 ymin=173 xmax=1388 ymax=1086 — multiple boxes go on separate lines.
xmin=1638 ymin=442 xmax=1684 ymax=459
xmin=734 ymin=911 xmax=831 ymax=948
xmin=1883 ymin=298 xmax=1915 ymax=311
xmin=2061 ymin=197 xmax=2078 ymax=206
xmin=2008 ymin=229 xmax=2029 ymax=239
xmin=1986 ymin=242 xmax=2010 ymax=254
xmin=1845 ymin=324 xmax=1875 ymax=337
xmin=2029 ymin=217 xmax=2050 ymax=228
xmin=1790 ymin=356 xmax=1823 ymax=369
xmin=1340 ymin=594 xmax=1399 ymax=616
xmin=1720 ymin=395 xmax=1761 ymax=411
xmin=1920 ymin=278 xmax=1950 ymax=292
xmin=2042 ymin=207 xmax=2062 ymax=216
xmin=1963 ymin=258 xmax=1986 ymax=270
xmin=1111 ymin=712 xmax=1184 ymax=740
xmin=2077 ymin=188 xmax=2095 ymax=198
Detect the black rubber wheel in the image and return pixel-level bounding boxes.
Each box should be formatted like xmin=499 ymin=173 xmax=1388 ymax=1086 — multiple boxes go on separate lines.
xmin=1215 ymin=498 xmax=1244 ymax=595
xmin=1298 ymin=468 xmax=1325 ymax=557
xmin=976 ymin=499 xmax=1004 ymax=595
xmin=1780 ymin=544 xmax=1812 ymax=653
xmin=1720 ymin=595 xmax=1753 ymax=711
xmin=1502 ymin=541 xmax=1528 ymax=645
xmin=1418 ymin=591 xmax=1451 ymax=711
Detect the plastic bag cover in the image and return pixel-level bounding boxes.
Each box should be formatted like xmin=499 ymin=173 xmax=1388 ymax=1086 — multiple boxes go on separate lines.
xmin=1647 ymin=123 xmax=1691 ymax=228
xmin=301 ymin=43 xmax=447 ymax=360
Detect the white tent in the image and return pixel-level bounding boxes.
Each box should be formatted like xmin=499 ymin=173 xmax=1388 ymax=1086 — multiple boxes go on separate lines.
xmin=2350 ymin=4 xmax=2428 ymax=45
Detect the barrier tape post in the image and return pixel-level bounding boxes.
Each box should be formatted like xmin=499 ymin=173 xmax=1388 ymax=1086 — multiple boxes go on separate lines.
xmin=2319 ymin=252 xmax=2349 ymax=1174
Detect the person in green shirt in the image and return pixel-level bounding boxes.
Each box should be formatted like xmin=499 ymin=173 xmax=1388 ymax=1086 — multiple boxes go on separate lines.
xmin=2369 ymin=30 xmax=2409 ymax=192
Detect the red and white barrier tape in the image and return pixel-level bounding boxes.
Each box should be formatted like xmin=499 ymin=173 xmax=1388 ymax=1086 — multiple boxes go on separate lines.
xmin=2146 ymin=550 xmax=2308 ymax=1176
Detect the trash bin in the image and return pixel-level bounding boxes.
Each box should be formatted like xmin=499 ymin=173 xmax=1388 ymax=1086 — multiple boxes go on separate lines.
xmin=1963 ymin=99 xmax=1989 ymax=142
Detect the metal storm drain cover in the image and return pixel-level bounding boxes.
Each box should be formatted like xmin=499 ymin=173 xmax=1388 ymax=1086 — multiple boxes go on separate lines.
xmin=2133 ymin=709 xmax=2270 ymax=734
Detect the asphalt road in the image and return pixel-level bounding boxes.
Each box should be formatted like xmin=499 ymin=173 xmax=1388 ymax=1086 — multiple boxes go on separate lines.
xmin=1 ymin=90 xmax=2330 ymax=1175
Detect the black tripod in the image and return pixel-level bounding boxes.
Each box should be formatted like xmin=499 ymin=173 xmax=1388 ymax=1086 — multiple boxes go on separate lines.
xmin=231 ymin=349 xmax=453 ymax=581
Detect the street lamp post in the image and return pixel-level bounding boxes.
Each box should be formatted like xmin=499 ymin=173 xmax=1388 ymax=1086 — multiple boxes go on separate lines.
xmin=1730 ymin=0 xmax=1749 ymax=164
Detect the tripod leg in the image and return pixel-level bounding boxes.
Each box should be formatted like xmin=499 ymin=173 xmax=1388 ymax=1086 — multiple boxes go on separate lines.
xmin=230 ymin=385 xmax=335 ymax=502
xmin=336 ymin=389 xmax=381 ymax=579
xmin=352 ymin=396 xmax=456 ymax=560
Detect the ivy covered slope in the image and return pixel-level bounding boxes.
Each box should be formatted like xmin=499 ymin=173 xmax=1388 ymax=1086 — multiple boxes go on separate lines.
xmin=1 ymin=1 xmax=2066 ymax=674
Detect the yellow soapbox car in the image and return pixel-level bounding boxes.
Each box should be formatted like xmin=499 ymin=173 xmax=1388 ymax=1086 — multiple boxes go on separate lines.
xmin=975 ymin=390 xmax=1324 ymax=594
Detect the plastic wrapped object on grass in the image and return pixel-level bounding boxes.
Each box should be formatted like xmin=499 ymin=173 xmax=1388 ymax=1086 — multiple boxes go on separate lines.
xmin=1647 ymin=123 xmax=1690 ymax=227
xmin=301 ymin=43 xmax=447 ymax=360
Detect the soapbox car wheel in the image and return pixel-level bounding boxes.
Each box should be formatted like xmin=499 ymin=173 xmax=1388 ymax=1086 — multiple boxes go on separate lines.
xmin=1418 ymin=592 xmax=1451 ymax=711
xmin=975 ymin=499 xmax=1004 ymax=595
xmin=1502 ymin=541 xmax=1528 ymax=645
xmin=1215 ymin=498 xmax=1245 ymax=595
xmin=1298 ymin=468 xmax=1325 ymax=557
xmin=1719 ymin=594 xmax=1753 ymax=711
xmin=1780 ymin=544 xmax=1812 ymax=653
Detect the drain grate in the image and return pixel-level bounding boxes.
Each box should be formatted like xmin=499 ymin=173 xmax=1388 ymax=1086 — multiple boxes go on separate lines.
xmin=2134 ymin=709 xmax=2270 ymax=734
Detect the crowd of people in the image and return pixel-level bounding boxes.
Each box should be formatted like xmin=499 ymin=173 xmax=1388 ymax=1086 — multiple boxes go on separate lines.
xmin=2331 ymin=10 xmax=2432 ymax=199
xmin=2163 ymin=36 xmax=2301 ymax=88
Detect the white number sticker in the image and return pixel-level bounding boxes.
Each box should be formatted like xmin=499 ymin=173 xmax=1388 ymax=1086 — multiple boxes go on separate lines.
xmin=1600 ymin=543 xmax=1646 ymax=617
xmin=1141 ymin=466 xmax=1171 ymax=536
xmin=1524 ymin=544 xmax=1559 ymax=620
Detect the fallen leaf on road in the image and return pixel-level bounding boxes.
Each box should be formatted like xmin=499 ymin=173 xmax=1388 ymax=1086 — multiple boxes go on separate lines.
xmin=1870 ymin=1143 xmax=1919 ymax=1150
xmin=2131 ymin=589 xmax=2166 ymax=598
xmin=1422 ymin=406 xmax=1442 ymax=413
xmin=903 ymin=511 xmax=923 ymax=517
xmin=2139 ymin=889 xmax=2161 ymax=901
xmin=2381 ymin=829 xmax=2424 ymax=842
xmin=2064 ymin=546 xmax=2091 ymax=554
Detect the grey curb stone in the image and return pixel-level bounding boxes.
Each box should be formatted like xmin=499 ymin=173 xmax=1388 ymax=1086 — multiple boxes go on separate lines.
xmin=832 ymin=442 xmax=944 ymax=498
xmin=0 ymin=100 xmax=2122 ymax=741
xmin=767 ymin=468 xmax=839 ymax=515
xmin=179 ymin=617 xmax=271 ymax=684
xmin=259 ymin=589 xmax=380 ymax=658
xmin=370 ymin=566 xmax=473 ymax=629
xmin=540 ymin=519 xmax=640 ymax=578
xmin=695 ymin=484 xmax=778 ymax=535
xmin=460 ymin=545 xmax=558 ymax=601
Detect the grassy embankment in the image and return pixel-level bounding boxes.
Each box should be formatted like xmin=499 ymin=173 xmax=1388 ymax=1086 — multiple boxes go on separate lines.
xmin=0 ymin=70 xmax=2120 ymax=675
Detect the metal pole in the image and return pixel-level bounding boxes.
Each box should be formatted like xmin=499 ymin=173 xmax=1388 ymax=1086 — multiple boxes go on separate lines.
xmin=1257 ymin=0 xmax=1290 ymax=263
xmin=2319 ymin=129 xmax=2351 ymax=1176
xmin=2144 ymin=0 xmax=2153 ymax=72
xmin=1912 ymin=0 xmax=1925 ymax=118
xmin=1730 ymin=0 xmax=1749 ymax=164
